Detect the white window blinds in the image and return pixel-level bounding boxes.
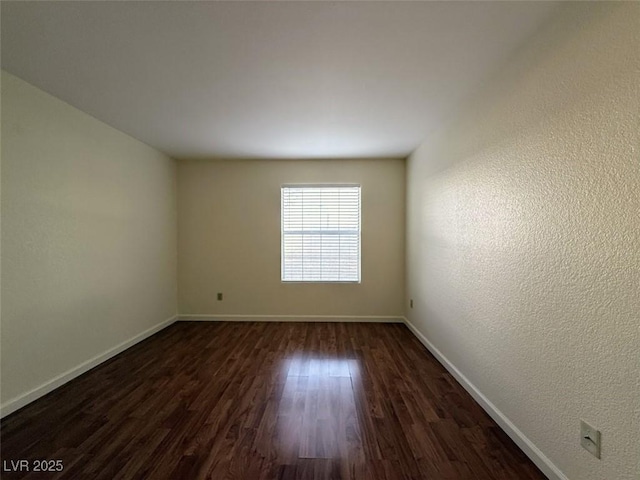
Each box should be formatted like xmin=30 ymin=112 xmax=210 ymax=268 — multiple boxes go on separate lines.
xmin=281 ymin=185 xmax=361 ymax=282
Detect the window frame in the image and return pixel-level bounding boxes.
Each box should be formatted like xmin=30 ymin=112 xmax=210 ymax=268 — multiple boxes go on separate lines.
xmin=280 ymin=183 xmax=361 ymax=284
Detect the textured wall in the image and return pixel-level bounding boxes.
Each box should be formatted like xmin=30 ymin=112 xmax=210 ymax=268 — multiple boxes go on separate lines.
xmin=1 ymin=72 xmax=178 ymax=407
xmin=406 ymin=3 xmax=639 ymax=480
xmin=178 ymin=158 xmax=405 ymax=317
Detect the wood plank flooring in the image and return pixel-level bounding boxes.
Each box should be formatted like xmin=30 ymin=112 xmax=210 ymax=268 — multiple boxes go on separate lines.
xmin=1 ymin=322 xmax=546 ymax=479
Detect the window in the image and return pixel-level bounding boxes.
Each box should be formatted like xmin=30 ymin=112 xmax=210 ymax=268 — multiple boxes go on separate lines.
xmin=281 ymin=185 xmax=361 ymax=282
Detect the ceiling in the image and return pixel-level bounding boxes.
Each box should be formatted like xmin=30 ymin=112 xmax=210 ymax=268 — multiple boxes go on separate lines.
xmin=1 ymin=1 xmax=559 ymax=160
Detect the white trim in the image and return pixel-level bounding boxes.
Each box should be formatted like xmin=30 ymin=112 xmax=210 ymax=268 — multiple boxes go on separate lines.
xmin=0 ymin=315 xmax=178 ymax=418
xmin=281 ymin=183 xmax=361 ymax=188
xmin=178 ymin=314 xmax=404 ymax=323
xmin=402 ymin=316 xmax=568 ymax=480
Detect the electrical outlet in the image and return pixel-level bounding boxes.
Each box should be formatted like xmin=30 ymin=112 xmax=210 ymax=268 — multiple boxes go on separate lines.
xmin=580 ymin=420 xmax=601 ymax=459
xmin=410 ymin=299 xmax=414 ymax=308
xmin=217 ymin=293 xmax=223 ymax=301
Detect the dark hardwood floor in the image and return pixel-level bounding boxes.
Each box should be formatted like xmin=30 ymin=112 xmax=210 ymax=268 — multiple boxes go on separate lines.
xmin=1 ymin=322 xmax=545 ymax=479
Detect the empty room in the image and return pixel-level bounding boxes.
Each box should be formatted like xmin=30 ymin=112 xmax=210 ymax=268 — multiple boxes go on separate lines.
xmin=1 ymin=1 xmax=638 ymax=479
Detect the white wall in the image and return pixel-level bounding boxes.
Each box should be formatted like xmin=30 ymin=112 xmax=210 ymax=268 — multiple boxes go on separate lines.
xmin=178 ymin=158 xmax=405 ymax=319
xmin=406 ymin=3 xmax=639 ymax=480
xmin=1 ymin=72 xmax=178 ymax=414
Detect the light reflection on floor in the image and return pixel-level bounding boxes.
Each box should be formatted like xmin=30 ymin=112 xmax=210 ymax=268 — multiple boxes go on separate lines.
xmin=276 ymin=356 xmax=364 ymax=462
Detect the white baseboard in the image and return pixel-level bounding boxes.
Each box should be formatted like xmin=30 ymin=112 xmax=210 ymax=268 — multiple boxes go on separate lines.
xmin=402 ymin=316 xmax=568 ymax=480
xmin=178 ymin=314 xmax=404 ymax=323
xmin=0 ymin=314 xmax=178 ymax=418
